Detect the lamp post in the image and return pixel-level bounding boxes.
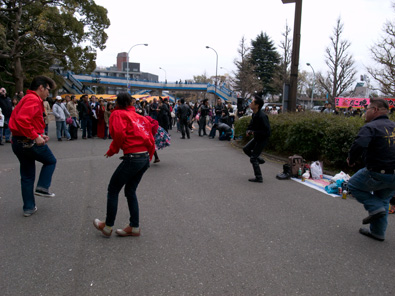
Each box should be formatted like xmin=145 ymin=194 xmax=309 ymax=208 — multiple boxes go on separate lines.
xmin=306 ymin=63 xmax=315 ymax=108
xmin=281 ymin=0 xmax=303 ymax=112
xmin=159 ymin=67 xmax=167 ymax=82
xmin=206 ymin=46 xmax=218 ymax=99
xmin=126 ymin=43 xmax=148 ymax=93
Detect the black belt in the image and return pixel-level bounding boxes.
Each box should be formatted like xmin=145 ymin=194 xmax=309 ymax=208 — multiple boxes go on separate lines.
xmin=120 ymin=152 xmax=149 ymax=160
xmin=368 ymin=168 xmax=395 ymax=174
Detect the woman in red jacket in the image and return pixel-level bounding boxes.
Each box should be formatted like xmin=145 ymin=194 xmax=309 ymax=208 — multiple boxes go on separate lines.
xmin=93 ymin=93 xmax=155 ymax=237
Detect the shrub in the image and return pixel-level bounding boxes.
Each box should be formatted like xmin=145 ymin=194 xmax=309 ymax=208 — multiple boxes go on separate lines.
xmin=234 ymin=115 xmax=252 ymax=141
xmin=235 ymin=111 xmax=366 ymax=172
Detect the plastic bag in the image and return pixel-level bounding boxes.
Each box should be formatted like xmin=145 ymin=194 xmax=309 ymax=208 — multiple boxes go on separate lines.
xmin=310 ymin=161 xmax=323 ymax=179
xmin=302 ymin=170 xmax=310 ymax=179
xmin=331 ymin=171 xmax=351 ymax=182
xmin=325 ymin=179 xmax=344 ymax=194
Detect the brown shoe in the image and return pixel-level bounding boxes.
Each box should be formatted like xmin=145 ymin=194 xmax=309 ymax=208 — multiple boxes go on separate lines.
xmin=115 ymin=225 xmax=140 ymax=237
xmin=93 ymin=219 xmax=112 ymax=237
xmin=154 ymin=159 xmax=160 ymax=163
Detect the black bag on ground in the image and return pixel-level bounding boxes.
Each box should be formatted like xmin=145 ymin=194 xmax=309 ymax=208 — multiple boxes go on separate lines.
xmin=276 ymin=164 xmax=292 ymax=180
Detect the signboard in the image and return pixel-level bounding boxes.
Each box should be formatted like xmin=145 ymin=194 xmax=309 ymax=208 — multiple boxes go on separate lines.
xmin=336 ymin=97 xmax=395 ymax=109
xmin=335 ymin=98 xmax=369 ymax=109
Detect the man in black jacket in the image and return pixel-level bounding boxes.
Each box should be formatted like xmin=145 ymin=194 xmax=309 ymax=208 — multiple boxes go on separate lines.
xmin=347 ymin=98 xmax=395 ymax=241
xmin=198 ymin=99 xmax=209 ymax=136
xmin=78 ymin=94 xmax=93 ymax=139
xmin=243 ymin=95 xmax=271 ymax=183
xmin=0 ymin=87 xmax=12 ymax=143
xmin=176 ymin=98 xmax=191 ymax=139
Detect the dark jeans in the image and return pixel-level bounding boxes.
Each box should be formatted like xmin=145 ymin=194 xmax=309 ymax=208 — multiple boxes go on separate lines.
xmin=12 ymin=137 xmax=57 ymax=211
xmin=199 ymin=116 xmax=207 ymax=136
xmin=105 ymin=154 xmax=150 ymax=227
xmin=208 ymin=115 xmax=221 ymax=138
xmin=81 ymin=117 xmax=92 ymax=138
xmin=179 ymin=118 xmax=190 ymax=138
xmin=243 ymin=138 xmax=267 ymax=178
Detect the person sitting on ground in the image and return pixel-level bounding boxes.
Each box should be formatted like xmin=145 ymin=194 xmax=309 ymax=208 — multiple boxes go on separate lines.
xmin=214 ymin=122 xmax=233 ymax=141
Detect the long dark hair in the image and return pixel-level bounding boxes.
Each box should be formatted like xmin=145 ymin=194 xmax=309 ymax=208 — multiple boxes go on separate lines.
xmin=115 ymin=93 xmax=132 ymax=109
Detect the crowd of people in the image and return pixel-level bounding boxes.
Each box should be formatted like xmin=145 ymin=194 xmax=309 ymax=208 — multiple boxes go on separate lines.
xmin=5 ymin=75 xmax=395 ymax=243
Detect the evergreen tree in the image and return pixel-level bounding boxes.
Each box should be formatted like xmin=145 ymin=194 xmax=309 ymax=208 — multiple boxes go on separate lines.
xmin=250 ymin=32 xmax=281 ymax=97
xmin=232 ymin=36 xmax=262 ymax=99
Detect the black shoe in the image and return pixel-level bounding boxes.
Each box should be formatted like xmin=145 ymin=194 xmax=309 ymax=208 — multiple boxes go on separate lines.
xmin=58 ymin=138 xmax=62 ymax=141
xmin=258 ymin=157 xmax=265 ymax=164
xmin=5 ymin=140 xmax=11 ymax=143
xmin=180 ymin=137 xmax=185 ymax=139
xmin=248 ymin=178 xmax=263 ymax=183
xmin=362 ymin=211 xmax=386 ymax=224
xmin=208 ymin=137 xmax=214 ymax=139
xmin=359 ymin=228 xmax=384 ymax=241
xmin=187 ymin=137 xmax=190 ymax=139
xmin=0 ymin=143 xmax=3 ymax=145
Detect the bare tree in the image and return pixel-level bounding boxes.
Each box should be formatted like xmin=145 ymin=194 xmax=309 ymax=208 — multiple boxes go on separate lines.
xmin=318 ymin=17 xmax=357 ymax=102
xmin=367 ymin=2 xmax=395 ymax=96
xmin=232 ymin=36 xmax=262 ymax=99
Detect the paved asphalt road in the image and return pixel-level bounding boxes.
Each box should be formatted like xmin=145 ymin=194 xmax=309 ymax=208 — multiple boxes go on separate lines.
xmin=1 ymin=122 xmax=395 ymax=296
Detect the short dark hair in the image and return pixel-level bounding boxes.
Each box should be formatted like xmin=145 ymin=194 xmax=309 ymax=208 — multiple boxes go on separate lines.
xmin=116 ymin=92 xmax=133 ymax=109
xmin=370 ymin=98 xmax=389 ymax=110
xmin=29 ymin=76 xmax=56 ymax=91
xmin=253 ymin=95 xmax=264 ymax=110
xmin=180 ymin=98 xmax=185 ymax=104
xmin=81 ymin=94 xmax=88 ymax=100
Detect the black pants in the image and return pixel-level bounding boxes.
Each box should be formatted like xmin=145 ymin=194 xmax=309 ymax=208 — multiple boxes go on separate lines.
xmin=243 ymin=138 xmax=267 ymax=178
xmin=180 ymin=118 xmax=190 ymax=138
xmin=199 ymin=116 xmax=207 ymax=136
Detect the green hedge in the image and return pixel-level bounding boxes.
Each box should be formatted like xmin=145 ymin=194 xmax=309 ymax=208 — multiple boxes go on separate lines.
xmin=234 ymin=112 xmax=366 ymax=171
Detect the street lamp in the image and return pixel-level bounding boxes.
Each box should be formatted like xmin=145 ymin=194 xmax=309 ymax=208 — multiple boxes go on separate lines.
xmin=159 ymin=67 xmax=167 ymax=82
xmin=126 ymin=43 xmax=148 ymax=93
xmin=306 ymin=62 xmax=315 ymax=108
xmin=206 ymin=46 xmax=218 ymax=99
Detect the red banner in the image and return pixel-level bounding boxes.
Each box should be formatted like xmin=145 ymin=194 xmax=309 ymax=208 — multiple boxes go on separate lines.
xmin=335 ymin=98 xmax=395 ymax=108
xmin=335 ymin=98 xmax=369 ymax=108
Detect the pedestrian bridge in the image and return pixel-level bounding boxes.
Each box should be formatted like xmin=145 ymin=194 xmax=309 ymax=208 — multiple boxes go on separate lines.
xmin=61 ymin=71 xmax=236 ymax=103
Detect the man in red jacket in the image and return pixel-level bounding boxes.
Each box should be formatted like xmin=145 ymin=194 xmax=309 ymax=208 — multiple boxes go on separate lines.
xmin=9 ymin=76 xmax=57 ymax=217
xmin=93 ymin=92 xmax=155 ymax=237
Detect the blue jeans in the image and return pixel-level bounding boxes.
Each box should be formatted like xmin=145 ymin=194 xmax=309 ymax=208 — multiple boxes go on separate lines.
xmin=105 ymin=155 xmax=150 ymax=227
xmin=56 ymin=121 xmax=70 ymax=140
xmin=4 ymin=118 xmax=10 ymax=141
xmin=348 ymin=167 xmax=395 ymax=239
xmin=81 ymin=117 xmax=92 ymax=138
xmin=11 ymin=137 xmax=57 ymax=211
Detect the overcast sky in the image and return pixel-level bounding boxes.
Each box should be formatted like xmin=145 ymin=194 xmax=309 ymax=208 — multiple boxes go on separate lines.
xmin=94 ymin=0 xmax=394 ymax=85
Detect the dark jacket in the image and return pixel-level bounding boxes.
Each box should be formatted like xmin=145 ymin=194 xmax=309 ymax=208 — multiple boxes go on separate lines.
xmin=247 ymin=109 xmax=271 ymax=141
xmin=348 ymin=115 xmax=395 ymax=170
xmin=78 ymin=100 xmax=92 ymax=119
xmin=0 ymin=95 xmax=12 ymax=119
xmin=176 ymin=103 xmax=191 ymax=120
xmin=158 ymin=103 xmax=170 ymax=128
xmin=200 ymin=104 xmax=209 ymax=117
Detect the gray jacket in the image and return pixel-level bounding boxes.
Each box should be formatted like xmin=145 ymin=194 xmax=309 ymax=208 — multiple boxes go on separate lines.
xmin=52 ymin=102 xmax=70 ymax=121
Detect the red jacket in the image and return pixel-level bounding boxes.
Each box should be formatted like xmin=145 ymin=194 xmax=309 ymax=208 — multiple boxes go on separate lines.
xmin=145 ymin=115 xmax=159 ymax=135
xmin=106 ymin=106 xmax=155 ymax=159
xmin=9 ymin=90 xmax=45 ymax=139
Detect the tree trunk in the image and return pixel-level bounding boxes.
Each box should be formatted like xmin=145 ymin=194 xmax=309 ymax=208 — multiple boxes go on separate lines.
xmin=13 ymin=56 xmax=24 ymax=92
